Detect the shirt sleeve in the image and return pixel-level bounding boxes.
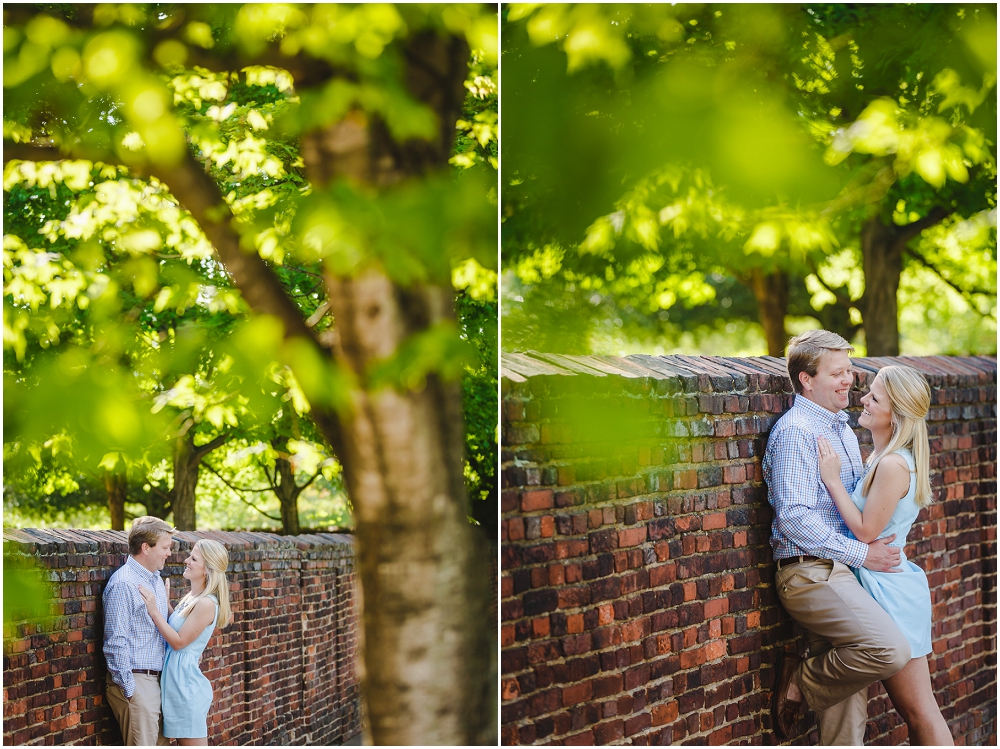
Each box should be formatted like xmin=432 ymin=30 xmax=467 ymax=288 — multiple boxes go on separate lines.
xmin=766 ymin=426 xmax=869 ymax=568
xmin=103 ymin=580 xmax=136 ymax=698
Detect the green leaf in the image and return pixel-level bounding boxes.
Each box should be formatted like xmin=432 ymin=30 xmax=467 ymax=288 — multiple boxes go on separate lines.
xmin=367 ymin=321 xmax=478 ymax=392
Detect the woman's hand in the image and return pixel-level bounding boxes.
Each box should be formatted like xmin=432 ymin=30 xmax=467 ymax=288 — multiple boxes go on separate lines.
xmin=137 ymin=585 xmax=160 ymax=619
xmin=817 ymin=437 xmax=842 ymax=489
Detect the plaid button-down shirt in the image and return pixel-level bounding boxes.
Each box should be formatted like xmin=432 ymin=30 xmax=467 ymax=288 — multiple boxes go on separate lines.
xmin=103 ymin=556 xmax=167 ymax=698
xmin=763 ymin=394 xmax=869 ymax=568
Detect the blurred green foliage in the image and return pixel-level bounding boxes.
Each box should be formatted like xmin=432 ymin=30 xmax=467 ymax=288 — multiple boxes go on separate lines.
xmin=4 ymin=4 xmax=498 ymax=535
xmin=3 ymin=543 xmax=52 ymax=625
xmin=502 ymin=3 xmax=996 ymax=356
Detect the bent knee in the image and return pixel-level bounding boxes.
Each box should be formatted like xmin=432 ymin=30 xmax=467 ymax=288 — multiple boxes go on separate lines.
xmin=870 ymin=641 xmax=911 ymax=678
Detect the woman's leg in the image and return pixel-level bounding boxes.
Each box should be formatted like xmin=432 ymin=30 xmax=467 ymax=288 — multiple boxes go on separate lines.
xmin=177 ymin=738 xmax=208 ymax=746
xmin=882 ymin=656 xmax=954 ymax=746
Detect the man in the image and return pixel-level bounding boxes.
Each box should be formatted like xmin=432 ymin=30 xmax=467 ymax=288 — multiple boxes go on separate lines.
xmin=763 ymin=330 xmax=911 ymax=745
xmin=103 ymin=516 xmax=173 ymax=746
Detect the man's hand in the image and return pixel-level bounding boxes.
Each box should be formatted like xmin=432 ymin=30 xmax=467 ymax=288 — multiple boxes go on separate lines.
xmin=862 ymin=535 xmax=902 ymax=572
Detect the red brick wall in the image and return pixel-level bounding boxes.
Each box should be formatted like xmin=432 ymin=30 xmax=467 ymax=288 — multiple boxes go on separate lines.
xmin=3 ymin=529 xmax=361 ymax=746
xmin=500 ymin=353 xmax=997 ymax=746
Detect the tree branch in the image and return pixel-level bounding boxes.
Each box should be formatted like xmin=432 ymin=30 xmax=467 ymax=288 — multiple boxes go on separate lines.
xmin=260 ymin=460 xmax=271 ymax=485
xmin=305 ymin=301 xmax=331 ymax=328
xmin=201 ymin=462 xmax=281 ymax=521
xmin=294 ymin=468 xmax=324 ymax=499
xmin=3 ymin=140 xmax=323 ymax=345
xmin=4 ymin=138 xmax=349 ymax=462
xmin=806 ymin=261 xmax=857 ymax=310
xmin=819 ymin=161 xmax=895 ymax=217
xmin=4 ymin=142 xmax=65 ymax=163
xmin=144 ymin=484 xmax=172 ymax=516
xmin=193 ymin=433 xmax=228 ymax=462
xmin=202 ymin=460 xmax=278 ymax=494
xmin=895 ymin=206 xmax=953 ymax=245
xmin=153 ymin=154 xmax=350 ymax=460
xmin=903 ymin=246 xmax=997 ymax=301
xmin=150 ymin=485 xmax=172 ymax=501
xmin=155 ymin=153 xmax=324 ymax=341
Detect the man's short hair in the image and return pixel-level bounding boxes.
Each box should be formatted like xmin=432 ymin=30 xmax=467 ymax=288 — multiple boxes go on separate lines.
xmin=786 ymin=330 xmax=855 ymax=394
xmin=128 ymin=516 xmax=174 ymax=556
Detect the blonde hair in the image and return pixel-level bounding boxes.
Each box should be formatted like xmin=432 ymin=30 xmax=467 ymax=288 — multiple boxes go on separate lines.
xmin=128 ymin=516 xmax=174 ymax=556
xmin=860 ymin=365 xmax=933 ymax=508
xmin=176 ymin=539 xmax=231 ymax=629
xmin=786 ymin=329 xmax=855 ymax=394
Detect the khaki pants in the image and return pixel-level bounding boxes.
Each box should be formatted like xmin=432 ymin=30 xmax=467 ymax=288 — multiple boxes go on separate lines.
xmin=106 ymin=673 xmax=168 ymax=746
xmin=775 ymin=559 xmax=911 ymax=745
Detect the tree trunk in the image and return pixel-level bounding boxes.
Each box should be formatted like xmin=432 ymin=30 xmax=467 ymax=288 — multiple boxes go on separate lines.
xmin=302 ymin=32 xmax=496 ymax=745
xmin=860 ymin=217 xmax=903 ymax=356
xmin=744 ymin=268 xmax=789 ymax=356
xmin=274 ymin=455 xmax=301 ymax=536
xmin=103 ymin=465 xmax=127 ymax=531
xmin=326 ymin=274 xmax=494 ymax=745
xmin=171 ymin=433 xmax=200 ymax=531
xmin=170 ymin=433 xmax=227 ymax=531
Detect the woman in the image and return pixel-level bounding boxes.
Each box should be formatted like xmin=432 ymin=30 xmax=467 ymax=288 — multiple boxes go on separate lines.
xmin=817 ymin=364 xmax=952 ymax=745
xmin=139 ymin=539 xmax=231 ymax=746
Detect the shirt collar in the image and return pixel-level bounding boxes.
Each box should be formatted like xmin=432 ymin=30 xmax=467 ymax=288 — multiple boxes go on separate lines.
xmin=126 ymin=555 xmax=160 ymax=585
xmin=793 ymin=393 xmax=850 ymax=427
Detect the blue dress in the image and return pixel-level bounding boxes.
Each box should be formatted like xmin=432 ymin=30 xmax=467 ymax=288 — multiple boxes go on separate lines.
xmin=849 ymin=448 xmax=932 ymax=658
xmin=161 ymin=595 xmax=218 ymax=738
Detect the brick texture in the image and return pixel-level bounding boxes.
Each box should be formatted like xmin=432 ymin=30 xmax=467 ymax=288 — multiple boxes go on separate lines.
xmin=2 ymin=529 xmax=361 ymax=746
xmin=501 ymin=353 xmax=997 ymax=746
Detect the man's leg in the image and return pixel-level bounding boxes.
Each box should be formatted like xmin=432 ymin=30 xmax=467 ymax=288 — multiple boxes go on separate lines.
xmin=129 ymin=673 xmax=168 ymax=746
xmin=106 ymin=676 xmax=132 ymax=744
xmin=804 ymin=629 xmax=869 ymax=745
xmin=776 ymin=560 xmax=909 ymax=733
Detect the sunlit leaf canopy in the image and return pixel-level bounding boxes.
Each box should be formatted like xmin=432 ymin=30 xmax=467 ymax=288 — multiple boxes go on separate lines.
xmin=502 ymin=3 xmax=996 ymax=356
xmin=5 ymin=2 xmax=498 ymax=298
xmin=4 ymin=3 xmax=499 ymax=527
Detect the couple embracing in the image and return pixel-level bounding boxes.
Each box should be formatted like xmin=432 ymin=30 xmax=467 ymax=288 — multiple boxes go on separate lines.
xmin=764 ymin=330 xmax=952 ymax=746
xmin=103 ymin=517 xmax=232 ymax=745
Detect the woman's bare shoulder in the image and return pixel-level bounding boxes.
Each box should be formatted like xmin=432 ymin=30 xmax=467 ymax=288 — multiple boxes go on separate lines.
xmin=871 ymin=453 xmax=911 ymax=498
xmin=880 ymin=452 xmax=911 ymax=473
xmin=189 ymin=597 xmax=217 ymax=619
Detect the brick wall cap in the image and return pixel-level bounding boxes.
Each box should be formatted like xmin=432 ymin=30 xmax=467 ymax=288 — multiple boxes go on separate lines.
xmin=3 ymin=529 xmax=355 ymax=556
xmin=624 ymin=355 xmax=692 ymax=384
xmin=501 ymin=354 xmax=997 ymax=384
xmin=702 ymin=357 xmax=765 ymax=378
xmin=529 ymin=352 xmax=612 ymax=377
xmin=501 ymin=364 xmax=527 ymax=382
xmin=589 ymin=356 xmax=661 ymax=379
xmin=504 ymin=353 xmax=575 ymax=377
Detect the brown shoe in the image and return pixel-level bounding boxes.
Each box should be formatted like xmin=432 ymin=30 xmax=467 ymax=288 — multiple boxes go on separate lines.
xmin=771 ymin=650 xmax=804 ymax=741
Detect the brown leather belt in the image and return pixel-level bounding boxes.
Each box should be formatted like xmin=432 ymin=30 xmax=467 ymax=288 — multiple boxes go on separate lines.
xmin=776 ymin=555 xmax=821 ymax=570
xmin=132 ymin=669 xmax=161 ymax=676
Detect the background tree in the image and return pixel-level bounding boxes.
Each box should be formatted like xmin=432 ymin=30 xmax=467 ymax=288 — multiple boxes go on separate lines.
xmin=502 ymin=3 xmax=996 ymax=357
xmin=3 ymin=155 xmax=278 ymax=531
xmin=4 ymin=4 xmax=498 ymax=744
